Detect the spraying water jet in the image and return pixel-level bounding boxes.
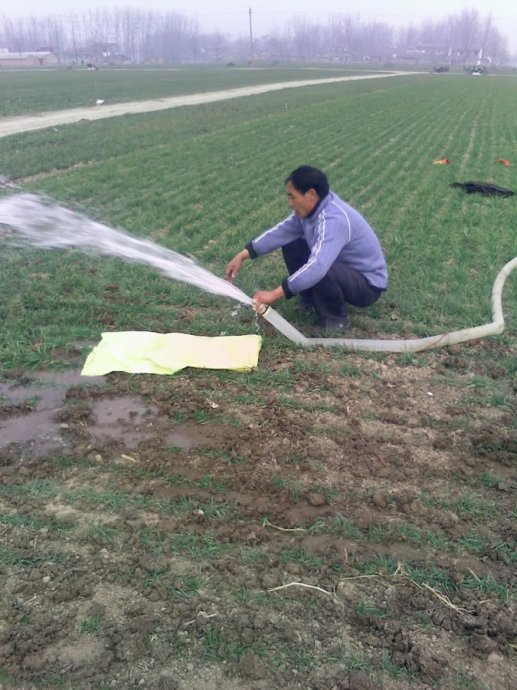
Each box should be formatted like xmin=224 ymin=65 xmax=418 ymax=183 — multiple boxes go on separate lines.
xmin=0 ymin=193 xmax=252 ymax=306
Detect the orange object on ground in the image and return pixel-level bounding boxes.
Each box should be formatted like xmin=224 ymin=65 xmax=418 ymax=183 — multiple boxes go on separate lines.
xmin=433 ymin=158 xmax=450 ymax=165
xmin=497 ymin=159 xmax=512 ymax=166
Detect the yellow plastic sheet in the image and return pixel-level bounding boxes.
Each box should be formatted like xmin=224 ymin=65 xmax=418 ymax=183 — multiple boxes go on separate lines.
xmin=81 ymin=331 xmax=262 ymax=376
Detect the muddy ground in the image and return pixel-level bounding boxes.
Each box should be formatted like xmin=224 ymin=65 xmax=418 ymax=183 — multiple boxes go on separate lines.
xmin=0 ymin=331 xmax=515 ymax=690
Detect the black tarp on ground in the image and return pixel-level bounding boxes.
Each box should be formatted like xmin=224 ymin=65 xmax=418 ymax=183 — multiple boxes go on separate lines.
xmin=450 ymin=181 xmax=515 ymax=197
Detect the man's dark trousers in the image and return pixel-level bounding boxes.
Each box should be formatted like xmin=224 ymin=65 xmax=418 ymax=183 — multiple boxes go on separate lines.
xmin=281 ymin=238 xmax=383 ymax=325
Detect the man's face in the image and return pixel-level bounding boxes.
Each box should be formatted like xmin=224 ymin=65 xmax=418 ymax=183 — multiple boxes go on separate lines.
xmin=285 ymin=181 xmax=318 ymax=218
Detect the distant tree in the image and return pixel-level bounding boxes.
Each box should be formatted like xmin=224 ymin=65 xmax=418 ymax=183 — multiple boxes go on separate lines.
xmin=288 ymin=16 xmax=322 ymax=59
xmin=396 ymin=23 xmax=419 ymax=53
xmin=256 ymin=34 xmax=286 ymax=60
xmin=360 ymin=21 xmax=393 ymax=57
xmin=46 ymin=16 xmax=64 ymax=63
xmin=66 ymin=12 xmax=80 ymax=62
xmin=325 ymin=14 xmax=359 ymax=57
xmin=0 ymin=16 xmax=25 ymax=52
xmin=454 ymin=8 xmax=481 ymax=57
xmin=0 ymin=6 xmax=511 ymax=66
xmin=480 ymin=15 xmax=509 ymax=63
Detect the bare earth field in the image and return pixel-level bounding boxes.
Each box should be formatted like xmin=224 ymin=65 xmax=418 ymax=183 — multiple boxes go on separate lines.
xmin=0 ymin=328 xmax=515 ymax=690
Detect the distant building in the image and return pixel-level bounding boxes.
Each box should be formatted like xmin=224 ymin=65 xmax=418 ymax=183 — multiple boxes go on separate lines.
xmin=398 ymin=43 xmax=492 ymax=66
xmin=0 ymin=51 xmax=58 ymax=67
xmin=63 ymin=43 xmax=128 ymax=66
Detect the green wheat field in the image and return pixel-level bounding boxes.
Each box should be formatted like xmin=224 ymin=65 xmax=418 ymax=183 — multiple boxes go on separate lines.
xmin=1 ymin=67 xmax=516 ymax=369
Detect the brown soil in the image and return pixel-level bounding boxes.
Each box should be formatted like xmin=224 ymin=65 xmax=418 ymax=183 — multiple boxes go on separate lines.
xmin=0 ymin=340 xmax=515 ymax=690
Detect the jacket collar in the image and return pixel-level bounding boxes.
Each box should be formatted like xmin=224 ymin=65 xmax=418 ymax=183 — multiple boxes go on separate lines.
xmin=306 ymin=191 xmax=330 ymax=219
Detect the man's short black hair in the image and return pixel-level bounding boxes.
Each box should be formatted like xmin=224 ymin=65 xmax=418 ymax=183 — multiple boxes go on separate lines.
xmin=285 ymin=166 xmax=329 ymax=198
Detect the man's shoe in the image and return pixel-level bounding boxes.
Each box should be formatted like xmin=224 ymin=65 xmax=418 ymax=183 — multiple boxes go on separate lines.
xmin=313 ymin=314 xmax=351 ymax=335
xmin=294 ymin=297 xmax=314 ymax=314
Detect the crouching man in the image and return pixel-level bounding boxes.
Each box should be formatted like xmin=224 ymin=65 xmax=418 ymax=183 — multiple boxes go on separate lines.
xmin=225 ymin=165 xmax=388 ymax=333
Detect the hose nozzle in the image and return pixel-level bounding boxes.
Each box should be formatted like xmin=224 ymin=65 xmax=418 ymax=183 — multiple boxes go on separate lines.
xmin=256 ymin=303 xmax=269 ymax=317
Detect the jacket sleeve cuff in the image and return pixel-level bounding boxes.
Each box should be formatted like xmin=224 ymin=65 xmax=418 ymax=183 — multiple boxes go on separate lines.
xmin=281 ymin=277 xmax=295 ymax=299
xmin=245 ymin=241 xmax=258 ymax=259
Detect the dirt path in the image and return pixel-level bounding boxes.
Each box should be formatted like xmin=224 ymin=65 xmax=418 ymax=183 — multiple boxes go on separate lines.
xmin=0 ymin=71 xmax=419 ymax=139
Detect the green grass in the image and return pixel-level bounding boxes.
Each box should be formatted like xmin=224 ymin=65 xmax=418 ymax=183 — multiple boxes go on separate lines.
xmin=421 ymin=492 xmax=498 ymax=519
xmin=79 ymin=614 xmax=103 ymax=637
xmin=357 ymin=555 xmax=513 ymax=601
xmin=167 ymin=575 xmax=204 ymax=598
xmin=455 ymin=672 xmax=485 ymax=690
xmin=273 ymin=643 xmax=318 ymax=670
xmin=88 ymin=523 xmax=119 ymax=543
xmin=0 ymin=72 xmax=515 ymax=372
xmin=136 ymin=468 xmax=230 ymax=491
xmin=169 ymin=532 xmax=225 ymax=559
xmin=270 ymin=475 xmax=303 ymax=500
xmin=0 ymin=546 xmax=67 ymax=567
xmin=0 ymin=64 xmax=374 ymax=117
xmin=203 ymin=626 xmax=251 ymax=662
xmin=0 ymin=512 xmax=73 ymax=531
xmin=353 ymin=601 xmax=389 ymax=618
xmin=239 ymin=546 xmax=269 ymax=563
xmin=0 ymin=478 xmax=235 ymax=521
xmin=278 ymin=547 xmax=325 ymax=570
xmin=307 ymin=513 xmax=509 ymax=559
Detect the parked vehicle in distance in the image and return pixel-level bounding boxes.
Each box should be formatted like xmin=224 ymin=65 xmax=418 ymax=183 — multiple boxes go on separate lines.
xmin=432 ymin=66 xmax=449 ymax=73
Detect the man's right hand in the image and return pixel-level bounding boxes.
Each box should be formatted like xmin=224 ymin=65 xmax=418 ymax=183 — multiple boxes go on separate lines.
xmin=225 ymin=249 xmax=249 ymax=282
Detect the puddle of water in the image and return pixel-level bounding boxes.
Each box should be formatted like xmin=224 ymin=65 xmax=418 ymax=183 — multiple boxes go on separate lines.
xmin=32 ymin=370 xmax=105 ymax=387
xmin=0 ymin=383 xmax=41 ymax=405
xmin=89 ymin=396 xmax=161 ymax=446
xmin=71 ymin=340 xmax=98 ymax=349
xmin=164 ymin=424 xmax=226 ymax=451
xmin=0 ymin=375 xmax=226 ymax=454
xmin=0 ymin=384 xmax=66 ymax=454
xmin=0 ymin=372 xmax=105 ymax=454
xmin=89 ymin=397 xmax=226 ymax=451
xmin=0 ymin=383 xmax=64 ymax=408
xmin=0 ymin=409 xmax=67 ymax=454
xmin=165 ymin=428 xmax=202 ymax=451
xmin=92 ymin=396 xmax=159 ymax=424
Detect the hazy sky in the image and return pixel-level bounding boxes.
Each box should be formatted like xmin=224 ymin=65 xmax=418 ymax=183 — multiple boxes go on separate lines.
xmin=4 ymin=1 xmax=517 ymax=50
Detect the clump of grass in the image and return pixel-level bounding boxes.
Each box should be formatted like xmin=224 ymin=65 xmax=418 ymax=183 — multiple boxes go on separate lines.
xmin=270 ymin=474 xmax=302 ymax=501
xmin=203 ymin=626 xmax=250 ymax=662
xmin=167 ymin=575 xmax=204 ymax=598
xmin=79 ymin=614 xmax=104 ymax=637
xmin=421 ymin=492 xmax=498 ymax=519
xmin=169 ymin=532 xmax=225 ymax=559
xmin=279 ymin=547 xmax=324 ymax=570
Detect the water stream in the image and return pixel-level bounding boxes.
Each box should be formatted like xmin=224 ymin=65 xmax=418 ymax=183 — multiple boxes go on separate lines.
xmin=0 ymin=192 xmax=253 ymax=306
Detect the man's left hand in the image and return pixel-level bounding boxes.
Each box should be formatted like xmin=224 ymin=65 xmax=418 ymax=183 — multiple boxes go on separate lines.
xmin=252 ymin=286 xmax=285 ymax=312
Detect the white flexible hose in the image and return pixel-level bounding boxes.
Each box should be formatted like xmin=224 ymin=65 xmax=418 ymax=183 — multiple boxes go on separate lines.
xmin=260 ymin=256 xmax=517 ymax=352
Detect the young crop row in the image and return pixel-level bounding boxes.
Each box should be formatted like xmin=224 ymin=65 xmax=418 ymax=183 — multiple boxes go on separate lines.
xmin=0 ymin=64 xmax=368 ymax=117
xmin=0 ymin=72 xmax=516 ymax=369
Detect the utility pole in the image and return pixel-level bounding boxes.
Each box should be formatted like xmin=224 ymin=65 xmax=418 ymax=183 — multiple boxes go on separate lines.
xmin=249 ymin=7 xmax=254 ymax=66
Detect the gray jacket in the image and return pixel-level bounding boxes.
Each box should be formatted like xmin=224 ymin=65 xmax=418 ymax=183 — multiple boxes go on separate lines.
xmin=247 ymin=191 xmax=388 ymax=296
